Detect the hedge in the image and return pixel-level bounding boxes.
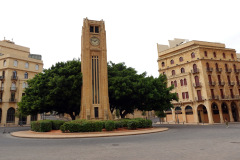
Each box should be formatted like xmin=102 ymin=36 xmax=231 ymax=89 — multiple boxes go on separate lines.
xmin=31 ymin=120 xmax=52 ymax=132
xmin=52 ymin=120 xmax=65 ymax=130
xmin=105 ymin=121 xmax=115 ymax=131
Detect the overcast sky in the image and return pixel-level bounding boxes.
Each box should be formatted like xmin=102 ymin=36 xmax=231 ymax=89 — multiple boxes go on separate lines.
xmin=1 ymin=0 xmax=240 ymax=77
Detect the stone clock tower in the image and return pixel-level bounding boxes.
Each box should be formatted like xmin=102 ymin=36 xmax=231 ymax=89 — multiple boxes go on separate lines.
xmin=80 ymin=18 xmax=112 ymax=120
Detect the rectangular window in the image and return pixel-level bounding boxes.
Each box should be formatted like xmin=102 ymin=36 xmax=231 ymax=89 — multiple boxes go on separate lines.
xmin=95 ymin=26 xmax=99 ymax=33
xmin=211 ymin=89 xmax=214 ymax=98
xmin=90 ymin=26 xmax=94 ymax=32
xmin=94 ymin=107 xmax=99 ymax=118
xmin=182 ymin=92 xmax=185 ymax=99
xmin=220 ymin=89 xmax=224 ymax=98
xmin=230 ymin=89 xmax=234 ymax=98
xmin=197 ymin=90 xmax=202 ymax=100
xmin=186 ymin=92 xmax=189 ymax=99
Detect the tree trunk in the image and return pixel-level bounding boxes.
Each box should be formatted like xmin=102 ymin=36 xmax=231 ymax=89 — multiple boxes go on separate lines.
xmin=69 ymin=113 xmax=75 ymax=120
xmin=120 ymin=111 xmax=128 ymax=119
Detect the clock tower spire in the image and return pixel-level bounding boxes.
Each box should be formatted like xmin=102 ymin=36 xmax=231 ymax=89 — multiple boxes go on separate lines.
xmin=80 ymin=18 xmax=112 ymax=120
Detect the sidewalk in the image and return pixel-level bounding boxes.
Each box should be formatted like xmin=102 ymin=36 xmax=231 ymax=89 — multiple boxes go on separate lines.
xmin=11 ymin=127 xmax=168 ymax=139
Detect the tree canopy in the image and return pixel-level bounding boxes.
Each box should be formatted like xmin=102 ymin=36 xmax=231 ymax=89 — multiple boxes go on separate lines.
xmin=108 ymin=61 xmax=178 ymax=118
xmin=18 ymin=59 xmax=82 ymax=120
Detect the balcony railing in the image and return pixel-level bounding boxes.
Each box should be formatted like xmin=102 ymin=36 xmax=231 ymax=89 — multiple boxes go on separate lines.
xmin=0 ymin=76 xmax=4 ymax=80
xmin=193 ymin=83 xmax=202 ymax=88
xmin=234 ymin=69 xmax=240 ymax=73
xmin=195 ymin=97 xmax=205 ymax=102
xmin=234 ymin=95 xmax=240 ymax=99
xmin=228 ymin=82 xmax=235 ymax=86
xmin=219 ymin=95 xmax=229 ymax=100
xmin=9 ymin=98 xmax=17 ymax=102
xmin=191 ymin=68 xmax=200 ymax=74
xmin=11 ymin=76 xmax=18 ymax=80
xmin=206 ymin=68 xmax=213 ymax=72
xmin=209 ymin=95 xmax=219 ymax=100
xmin=10 ymin=87 xmax=17 ymax=91
xmin=218 ymin=82 xmax=225 ymax=86
xmin=209 ymin=82 xmax=216 ymax=86
xmin=225 ymin=68 xmax=232 ymax=73
xmin=216 ymin=68 xmax=222 ymax=72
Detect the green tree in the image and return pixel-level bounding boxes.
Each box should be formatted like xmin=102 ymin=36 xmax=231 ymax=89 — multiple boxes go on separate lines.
xmin=108 ymin=61 xmax=145 ymax=118
xmin=18 ymin=59 xmax=82 ymax=120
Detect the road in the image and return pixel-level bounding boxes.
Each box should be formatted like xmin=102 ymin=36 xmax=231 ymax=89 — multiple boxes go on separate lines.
xmin=0 ymin=124 xmax=240 ymax=160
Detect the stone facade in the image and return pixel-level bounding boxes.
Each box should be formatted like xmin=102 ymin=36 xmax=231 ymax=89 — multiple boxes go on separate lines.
xmin=80 ymin=18 xmax=112 ymax=120
xmin=157 ymin=39 xmax=240 ymax=124
xmin=0 ymin=40 xmax=43 ymax=126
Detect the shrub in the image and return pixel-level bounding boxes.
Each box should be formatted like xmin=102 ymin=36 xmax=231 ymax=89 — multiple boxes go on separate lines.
xmin=134 ymin=118 xmax=147 ymax=128
xmin=145 ymin=119 xmax=152 ymax=128
xmin=114 ymin=121 xmax=122 ymax=129
xmin=51 ymin=120 xmax=65 ymax=130
xmin=127 ymin=120 xmax=138 ymax=130
xmin=31 ymin=120 xmax=52 ymax=132
xmin=105 ymin=120 xmax=115 ymax=131
xmin=119 ymin=119 xmax=130 ymax=127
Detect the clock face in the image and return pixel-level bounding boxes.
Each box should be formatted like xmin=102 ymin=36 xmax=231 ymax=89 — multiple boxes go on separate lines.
xmin=90 ymin=37 xmax=100 ymax=46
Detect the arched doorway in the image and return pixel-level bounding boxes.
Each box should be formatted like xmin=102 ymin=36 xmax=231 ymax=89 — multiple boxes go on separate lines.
xmin=0 ymin=108 xmax=2 ymax=123
xmin=221 ymin=102 xmax=230 ymax=121
xmin=197 ymin=105 xmax=209 ymax=123
xmin=6 ymin=107 xmax=15 ymax=123
xmin=185 ymin=106 xmax=194 ymax=123
xmin=231 ymin=102 xmax=239 ymax=122
xmin=212 ymin=103 xmax=220 ymax=123
xmin=165 ymin=108 xmax=173 ymax=122
xmin=175 ymin=107 xmax=183 ymax=123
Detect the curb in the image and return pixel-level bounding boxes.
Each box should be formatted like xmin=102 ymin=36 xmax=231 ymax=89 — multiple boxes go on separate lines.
xmin=10 ymin=127 xmax=168 ymax=139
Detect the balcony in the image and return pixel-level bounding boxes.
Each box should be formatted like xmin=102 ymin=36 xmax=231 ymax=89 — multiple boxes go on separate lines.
xmin=11 ymin=76 xmax=18 ymax=80
xmin=225 ymin=68 xmax=232 ymax=73
xmin=234 ymin=69 xmax=240 ymax=73
xmin=209 ymin=82 xmax=216 ymax=86
xmin=9 ymin=98 xmax=17 ymax=102
xmin=218 ymin=82 xmax=225 ymax=86
xmin=209 ymin=95 xmax=219 ymax=100
xmin=219 ymin=95 xmax=229 ymax=100
xmin=191 ymin=68 xmax=200 ymax=74
xmin=0 ymin=76 xmax=4 ymax=80
xmin=228 ymin=82 xmax=235 ymax=86
xmin=206 ymin=68 xmax=213 ymax=72
xmin=10 ymin=87 xmax=17 ymax=91
xmin=195 ymin=97 xmax=205 ymax=102
xmin=193 ymin=83 xmax=202 ymax=88
xmin=216 ymin=68 xmax=222 ymax=73
xmin=234 ymin=95 xmax=240 ymax=99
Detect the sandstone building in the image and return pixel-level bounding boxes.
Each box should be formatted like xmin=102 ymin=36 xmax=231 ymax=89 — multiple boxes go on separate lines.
xmin=0 ymin=40 xmax=43 ymax=126
xmin=157 ymin=39 xmax=240 ymax=124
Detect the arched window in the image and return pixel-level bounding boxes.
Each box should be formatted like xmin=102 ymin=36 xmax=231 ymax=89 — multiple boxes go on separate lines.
xmin=7 ymin=107 xmax=15 ymax=123
xmin=191 ymin=52 xmax=195 ymax=58
xmin=171 ymin=81 xmax=174 ymax=86
xmin=206 ymin=62 xmax=210 ymax=69
xmin=24 ymin=72 xmax=28 ymax=79
xmin=161 ymin=62 xmax=165 ymax=67
xmin=3 ymin=60 xmax=6 ymax=67
xmin=23 ymin=82 xmax=26 ymax=88
xmin=25 ymin=62 xmax=29 ymax=68
xmin=35 ymin=64 xmax=39 ymax=70
xmin=193 ymin=64 xmax=197 ymax=72
xmin=213 ymin=52 xmax=216 ymax=58
xmin=231 ymin=53 xmax=234 ymax=59
xmin=184 ymin=78 xmax=187 ymax=85
xmin=225 ymin=64 xmax=228 ymax=71
xmin=223 ymin=53 xmax=226 ymax=58
xmin=233 ymin=64 xmax=236 ymax=72
xmin=215 ymin=63 xmax=219 ymax=69
xmin=181 ymin=68 xmax=185 ymax=73
xmin=170 ymin=60 xmax=174 ymax=64
xmin=174 ymin=80 xmax=177 ymax=87
xmin=204 ymin=51 xmax=208 ymax=57
xmin=172 ymin=70 xmax=175 ymax=75
xmin=180 ymin=79 xmax=183 ymax=86
xmin=179 ymin=57 xmax=183 ymax=62
xmin=13 ymin=71 xmax=17 ymax=77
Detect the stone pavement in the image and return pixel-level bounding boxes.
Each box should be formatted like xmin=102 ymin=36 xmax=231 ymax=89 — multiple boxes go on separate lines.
xmin=11 ymin=127 xmax=168 ymax=138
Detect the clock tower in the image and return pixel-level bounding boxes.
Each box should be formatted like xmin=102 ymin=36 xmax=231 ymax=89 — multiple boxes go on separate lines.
xmin=80 ymin=18 xmax=112 ymax=120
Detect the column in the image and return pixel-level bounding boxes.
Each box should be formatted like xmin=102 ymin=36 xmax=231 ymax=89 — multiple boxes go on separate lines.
xmin=172 ymin=108 xmax=176 ymax=122
xmin=206 ymin=102 xmax=214 ymax=124
xmin=182 ymin=106 xmax=186 ymax=123
xmin=193 ymin=104 xmax=199 ymax=123
xmin=218 ymin=102 xmax=224 ymax=123
xmin=227 ymin=102 xmax=234 ymax=122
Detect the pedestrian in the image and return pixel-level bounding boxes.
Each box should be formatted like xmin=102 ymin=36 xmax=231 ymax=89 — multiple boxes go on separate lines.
xmin=225 ymin=118 xmax=229 ymax=128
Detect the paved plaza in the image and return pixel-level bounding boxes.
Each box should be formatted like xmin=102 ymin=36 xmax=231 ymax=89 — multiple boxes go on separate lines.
xmin=1 ymin=124 xmax=240 ymax=160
